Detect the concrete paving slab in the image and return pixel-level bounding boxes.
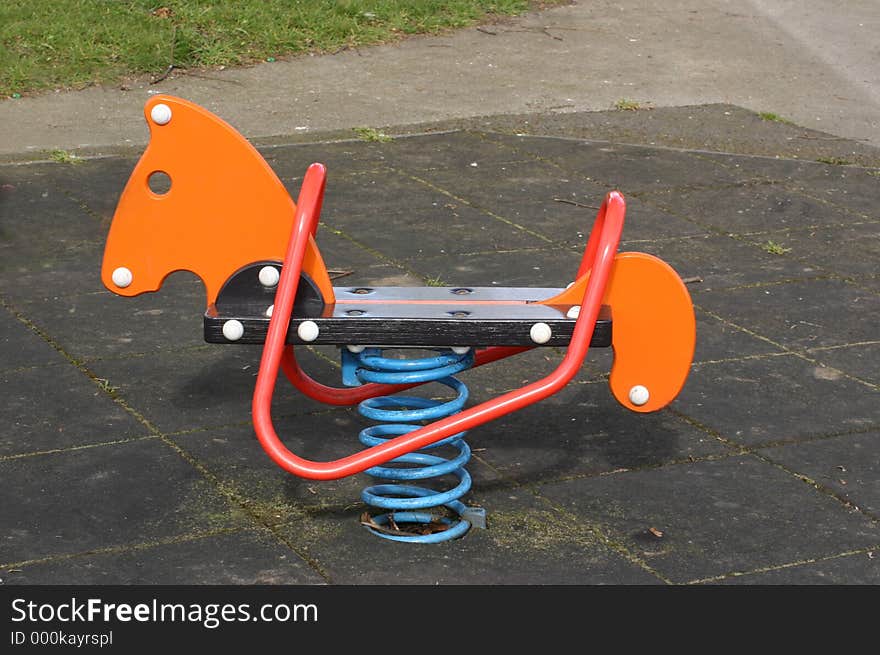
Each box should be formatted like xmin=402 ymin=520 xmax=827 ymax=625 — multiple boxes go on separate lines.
xmin=753 ymin=223 xmax=880 ymax=281
xmin=15 ymin=274 xmax=206 ymax=362
xmin=695 ymin=278 xmax=880 ymax=351
xmin=85 ymin=346 xmax=337 ymax=435
xmin=635 ymin=234 xmax=814 ymax=293
xmin=759 ymin=432 xmax=880 ymax=516
xmin=807 ymin=344 xmax=880 ymax=388
xmin=0 ymin=439 xmax=244 ymax=565
xmin=470 ymin=393 xmax=733 ymax=486
xmin=537 ymin=455 xmax=879 ymax=583
xmin=642 ymin=182 xmax=867 ymax=234
xmin=715 ymin=553 xmax=879 ymax=584
xmin=361 ymin=130 xmax=532 ymax=173
xmin=171 ymin=417 xmax=369 ymax=516
xmin=692 ymin=309 xmax=786 ymax=364
xmin=0 ymin=364 xmax=150 ymax=457
xmin=674 ymin=355 xmax=879 ymax=447
xmin=696 ymin=154 xmax=880 ymax=218
xmin=316 ymin=172 xmax=556 ymax=262
xmin=412 ymin=247 xmax=580 ymax=288
xmin=0 ymin=305 xmax=65 ymax=373
xmin=1 ymin=529 xmax=324 ymax=585
xmin=482 ymin=134 xmax=751 ymax=193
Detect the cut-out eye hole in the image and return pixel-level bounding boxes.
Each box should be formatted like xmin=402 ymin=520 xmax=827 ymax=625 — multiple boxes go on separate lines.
xmin=148 ymin=171 xmax=172 ymax=195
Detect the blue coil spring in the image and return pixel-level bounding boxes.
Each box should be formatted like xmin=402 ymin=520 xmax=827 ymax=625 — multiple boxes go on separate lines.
xmin=351 ymin=347 xmax=476 ymax=543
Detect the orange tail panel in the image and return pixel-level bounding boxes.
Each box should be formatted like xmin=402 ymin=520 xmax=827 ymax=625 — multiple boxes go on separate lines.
xmin=602 ymin=252 xmax=695 ymax=412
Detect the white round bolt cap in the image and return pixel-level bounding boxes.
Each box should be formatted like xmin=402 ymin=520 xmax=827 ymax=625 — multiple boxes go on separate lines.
xmin=265 ymin=304 xmax=274 ymax=318
xmin=222 ymin=319 xmax=245 ymax=342
xmin=629 ymin=385 xmax=650 ymax=406
xmin=111 ymin=267 xmax=133 ymax=288
xmin=150 ymin=103 xmax=172 ymax=125
xmin=258 ymin=265 xmax=280 ymax=288
xmin=451 ymin=346 xmax=471 ymax=355
xmin=529 ymin=322 xmax=552 ymax=345
xmin=297 ymin=320 xmax=319 ymax=342
xmin=346 ymin=345 xmax=365 ymax=353
xmin=566 ymin=305 xmax=581 ymax=319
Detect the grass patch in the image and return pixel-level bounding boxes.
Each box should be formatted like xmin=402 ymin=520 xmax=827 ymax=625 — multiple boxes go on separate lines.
xmin=424 ymin=274 xmax=445 ymax=287
xmin=760 ymin=240 xmax=791 ymax=255
xmin=613 ymin=98 xmax=642 ymax=111
xmin=1 ymin=1 xmax=561 ymax=96
xmin=49 ymin=148 xmax=81 ymax=164
xmin=353 ymin=126 xmax=392 ymax=142
xmin=816 ymin=156 xmax=853 ymax=166
xmin=757 ymin=111 xmax=793 ymax=125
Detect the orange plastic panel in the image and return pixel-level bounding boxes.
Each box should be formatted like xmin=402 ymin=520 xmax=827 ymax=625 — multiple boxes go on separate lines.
xmin=603 ymin=252 xmax=695 ymax=412
xmin=101 ymin=95 xmax=334 ymax=308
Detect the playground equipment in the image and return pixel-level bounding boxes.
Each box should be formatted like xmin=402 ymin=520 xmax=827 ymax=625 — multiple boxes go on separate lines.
xmin=101 ymin=96 xmax=696 ymax=543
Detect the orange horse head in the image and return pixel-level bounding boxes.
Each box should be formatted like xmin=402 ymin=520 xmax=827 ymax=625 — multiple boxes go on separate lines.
xmin=101 ymin=95 xmax=333 ymax=309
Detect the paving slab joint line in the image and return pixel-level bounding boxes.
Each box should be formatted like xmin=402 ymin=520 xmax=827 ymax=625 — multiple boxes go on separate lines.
xmin=82 ymin=343 xmax=215 ymax=365
xmin=161 ymin=405 xmax=349 ymax=441
xmin=735 ymin=218 xmax=880 ymax=239
xmin=668 ymin=403 xmax=880 ymax=521
xmin=692 ymin=305 xmax=880 ymax=391
xmin=688 ymin=273 xmax=839 ymax=295
xmin=747 ymin=424 xmax=880 ymax=451
xmin=60 ymin=188 xmax=105 ymax=224
xmin=537 ymin=450 xmax=739 ymax=487
xmin=530 ymin=491 xmax=674 ymax=585
xmin=807 ymin=339 xmax=880 ymax=353
xmin=690 ymin=351 xmax=793 ymax=367
xmin=0 ymin=295 xmax=333 ymax=583
xmin=665 ymin=406 xmax=751 ymax=454
xmin=476 ymin=127 xmax=880 ymax=166
xmin=752 ymin=452 xmax=880 ymax=524
xmin=0 ymin=360 xmax=71 ymax=377
xmin=447 ymin=246 xmax=551 ymax=258
xmin=776 ymin=183 xmax=879 ymax=223
xmin=684 ymin=544 xmax=880 ymax=585
xmin=110 ymin=404 xmax=334 ymax=583
xmin=631 ymin=200 xmax=880 ymax=291
xmin=316 ymin=221 xmax=425 ymax=280
xmin=0 ymin=527 xmax=244 ymax=572
xmin=468 ymin=453 xmax=671 ymax=583
xmin=477 ymin=131 xmax=780 ymax=197
xmin=529 ymin=418 xmax=880 ymax=489
xmin=0 ymin=434 xmax=160 ymax=463
xmin=394 ymin=167 xmax=555 ymax=245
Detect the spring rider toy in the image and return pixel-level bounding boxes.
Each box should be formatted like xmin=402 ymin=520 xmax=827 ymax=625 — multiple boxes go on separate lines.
xmin=101 ymin=96 xmax=696 ymax=543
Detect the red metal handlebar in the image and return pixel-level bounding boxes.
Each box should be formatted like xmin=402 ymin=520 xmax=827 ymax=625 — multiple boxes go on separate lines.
xmin=251 ymin=163 xmax=625 ymax=480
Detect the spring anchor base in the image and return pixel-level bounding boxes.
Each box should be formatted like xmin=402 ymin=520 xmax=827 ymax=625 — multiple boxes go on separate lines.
xmin=343 ymin=347 xmax=484 ymax=543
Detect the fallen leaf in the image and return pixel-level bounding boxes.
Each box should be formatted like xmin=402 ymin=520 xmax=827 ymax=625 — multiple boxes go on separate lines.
xmin=151 ymin=7 xmax=172 ymax=18
xmin=648 ymin=527 xmax=664 ymax=539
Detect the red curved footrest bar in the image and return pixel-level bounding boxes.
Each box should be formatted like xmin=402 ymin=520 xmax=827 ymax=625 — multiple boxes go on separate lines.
xmin=252 ymin=163 xmax=625 ymax=480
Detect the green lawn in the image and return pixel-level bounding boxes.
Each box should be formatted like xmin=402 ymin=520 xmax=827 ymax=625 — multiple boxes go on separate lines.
xmin=1 ymin=1 xmax=558 ymax=97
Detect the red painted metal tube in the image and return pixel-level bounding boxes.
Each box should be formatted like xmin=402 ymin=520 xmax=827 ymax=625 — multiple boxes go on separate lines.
xmin=251 ymin=163 xmax=624 ymax=480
